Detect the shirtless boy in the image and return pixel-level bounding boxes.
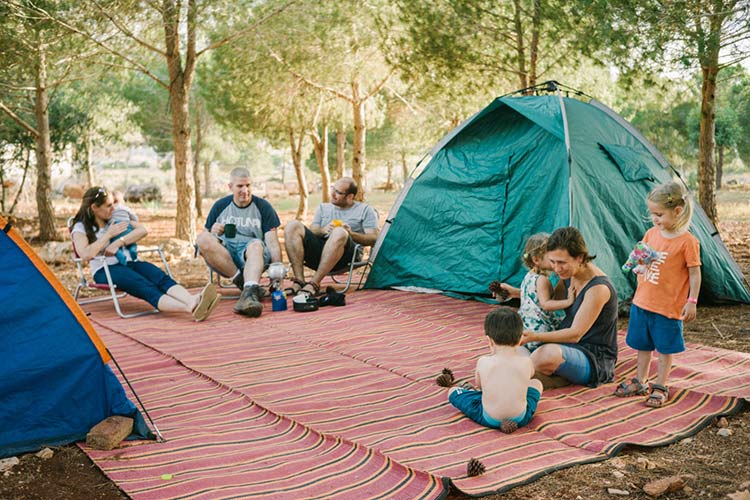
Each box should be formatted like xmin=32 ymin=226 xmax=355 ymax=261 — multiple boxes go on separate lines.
xmin=448 ymin=307 xmax=543 ymax=433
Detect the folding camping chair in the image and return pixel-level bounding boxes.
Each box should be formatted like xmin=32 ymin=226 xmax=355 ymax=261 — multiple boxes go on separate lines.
xmin=326 ymin=242 xmax=373 ymax=293
xmin=68 ymin=217 xmax=173 ymax=319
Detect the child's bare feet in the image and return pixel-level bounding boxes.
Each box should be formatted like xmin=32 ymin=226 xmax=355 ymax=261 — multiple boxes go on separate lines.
xmin=500 ymin=419 xmax=518 ymax=434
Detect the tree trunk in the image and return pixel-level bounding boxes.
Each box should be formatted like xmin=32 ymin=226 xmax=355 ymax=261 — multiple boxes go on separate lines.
xmin=336 ymin=123 xmax=346 ymax=179
xmin=401 ymin=151 xmax=409 ymax=184
xmin=169 ymin=80 xmax=196 ymax=241
xmin=203 ymin=160 xmax=211 ymax=197
xmin=698 ymin=64 xmax=719 ymax=223
xmin=193 ymin=106 xmax=203 ymax=218
xmin=529 ymin=0 xmax=540 ymax=87
xmin=289 ymin=127 xmax=308 ymax=221
xmin=512 ymin=0 xmax=528 ymax=89
xmin=716 ymin=145 xmax=723 ymax=190
xmin=0 ymin=168 xmax=6 ymax=213
xmin=84 ymin=131 xmax=95 ymax=187
xmin=385 ymin=160 xmax=394 ymax=190
xmin=351 ymin=82 xmax=366 ymax=201
xmin=311 ymin=122 xmax=330 ymax=203
xmin=9 ymin=149 xmax=31 ymax=215
xmin=163 ymin=0 xmax=196 ymax=242
xmin=34 ymin=46 xmax=58 ymax=242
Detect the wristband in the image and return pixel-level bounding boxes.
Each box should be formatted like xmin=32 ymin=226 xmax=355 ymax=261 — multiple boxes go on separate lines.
xmin=686 ymin=297 xmax=697 ymax=304
xmin=119 ymin=237 xmax=126 ymax=247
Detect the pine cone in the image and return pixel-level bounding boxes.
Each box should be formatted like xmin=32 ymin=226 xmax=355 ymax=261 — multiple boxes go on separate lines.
xmin=467 ymin=458 xmax=486 ymax=477
xmin=435 ymin=368 xmax=455 ymax=387
xmin=488 ymin=281 xmax=509 ymax=300
xmin=500 ymin=419 xmax=518 ymax=434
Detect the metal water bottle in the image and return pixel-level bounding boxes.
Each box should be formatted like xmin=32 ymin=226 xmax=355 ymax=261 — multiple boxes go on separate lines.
xmin=271 ymin=289 xmax=287 ymax=311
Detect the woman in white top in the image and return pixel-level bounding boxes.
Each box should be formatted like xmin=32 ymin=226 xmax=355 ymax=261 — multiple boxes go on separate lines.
xmin=71 ymin=186 xmax=218 ymax=321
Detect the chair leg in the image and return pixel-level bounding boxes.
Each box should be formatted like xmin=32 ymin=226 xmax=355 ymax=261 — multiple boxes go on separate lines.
xmin=101 ymin=263 xmax=158 ymax=319
xmin=354 ymin=263 xmax=371 ymax=291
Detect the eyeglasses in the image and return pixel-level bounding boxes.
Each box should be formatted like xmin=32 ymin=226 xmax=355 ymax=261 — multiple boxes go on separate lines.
xmin=331 ymin=187 xmax=349 ymax=196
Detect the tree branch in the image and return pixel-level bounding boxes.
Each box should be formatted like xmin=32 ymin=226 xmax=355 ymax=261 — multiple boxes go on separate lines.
xmin=24 ymin=0 xmax=169 ymax=89
xmin=91 ymin=0 xmax=166 ymax=56
xmin=268 ymin=48 xmax=354 ymax=102
xmin=364 ymin=69 xmax=395 ymax=101
xmin=0 ymin=102 xmax=39 ymax=137
xmin=195 ymin=0 xmax=298 ymax=57
xmin=0 ymin=82 xmax=38 ymax=91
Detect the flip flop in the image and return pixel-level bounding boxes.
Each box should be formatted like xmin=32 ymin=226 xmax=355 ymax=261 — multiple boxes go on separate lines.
xmin=192 ymin=284 xmax=218 ymax=321
xmin=194 ymin=295 xmax=220 ymax=322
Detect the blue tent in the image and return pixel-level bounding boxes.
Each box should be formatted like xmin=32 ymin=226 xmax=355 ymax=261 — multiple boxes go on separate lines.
xmin=0 ymin=216 xmax=153 ymax=458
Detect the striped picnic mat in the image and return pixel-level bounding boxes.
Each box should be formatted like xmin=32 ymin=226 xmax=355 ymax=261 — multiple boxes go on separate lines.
xmin=82 ymin=289 xmax=749 ymax=499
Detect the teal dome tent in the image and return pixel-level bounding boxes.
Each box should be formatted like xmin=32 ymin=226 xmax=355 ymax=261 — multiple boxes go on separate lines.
xmin=366 ymin=82 xmax=750 ymax=304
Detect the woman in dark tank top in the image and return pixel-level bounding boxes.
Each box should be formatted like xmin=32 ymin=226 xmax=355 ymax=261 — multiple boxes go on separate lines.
xmin=521 ymin=227 xmax=619 ymax=387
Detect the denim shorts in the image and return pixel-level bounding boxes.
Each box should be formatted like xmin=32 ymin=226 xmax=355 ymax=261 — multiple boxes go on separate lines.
xmin=222 ymin=237 xmax=271 ymax=271
xmin=627 ymin=304 xmax=685 ymax=354
xmin=525 ymin=343 xmax=592 ymax=386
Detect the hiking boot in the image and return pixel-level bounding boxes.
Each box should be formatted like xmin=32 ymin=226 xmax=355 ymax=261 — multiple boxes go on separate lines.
xmin=234 ymin=284 xmax=263 ymax=317
xmin=232 ymin=272 xmax=245 ymax=291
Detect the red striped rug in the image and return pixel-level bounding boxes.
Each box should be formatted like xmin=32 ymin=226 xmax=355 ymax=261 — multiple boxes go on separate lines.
xmin=82 ymin=289 xmax=748 ymax=498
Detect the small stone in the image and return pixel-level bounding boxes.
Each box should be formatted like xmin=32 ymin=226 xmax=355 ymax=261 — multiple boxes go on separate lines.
xmin=718 ymin=428 xmax=733 ymax=437
xmin=576 ymin=496 xmax=583 ymax=500
xmin=683 ymin=486 xmax=693 ymax=494
xmin=740 ymin=481 xmax=750 ymax=490
xmin=643 ymin=476 xmax=686 ymax=497
xmin=613 ymin=471 xmax=626 ymax=479
xmin=716 ymin=417 xmax=729 ymax=428
xmin=35 ymin=448 xmax=54 ymax=459
xmin=609 ymin=457 xmax=627 ymax=469
xmin=0 ymin=457 xmax=19 ymax=472
xmin=681 ymin=437 xmax=694 ymax=444
xmin=607 ymin=487 xmax=630 ymax=496
xmin=636 ymin=457 xmax=658 ymax=470
xmin=727 ymin=491 xmax=750 ymax=500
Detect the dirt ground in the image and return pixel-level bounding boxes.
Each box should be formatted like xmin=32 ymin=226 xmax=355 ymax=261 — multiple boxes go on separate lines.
xmin=2 ymin=203 xmax=750 ymax=500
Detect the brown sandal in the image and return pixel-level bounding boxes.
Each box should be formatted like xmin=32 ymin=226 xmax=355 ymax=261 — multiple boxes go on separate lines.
xmin=614 ymin=377 xmax=649 ymax=397
xmin=284 ymin=278 xmax=306 ymax=295
xmin=298 ymin=281 xmax=321 ymax=297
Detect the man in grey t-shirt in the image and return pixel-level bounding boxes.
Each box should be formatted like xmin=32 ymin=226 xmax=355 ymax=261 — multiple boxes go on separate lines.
xmin=284 ymin=176 xmax=379 ymax=297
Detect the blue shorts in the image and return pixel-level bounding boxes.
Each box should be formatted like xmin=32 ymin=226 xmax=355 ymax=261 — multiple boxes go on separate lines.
xmin=525 ymin=343 xmax=592 ymax=386
xmin=222 ymin=237 xmax=271 ymax=271
xmin=627 ymin=304 xmax=685 ymax=354
xmin=448 ymin=386 xmax=541 ymax=429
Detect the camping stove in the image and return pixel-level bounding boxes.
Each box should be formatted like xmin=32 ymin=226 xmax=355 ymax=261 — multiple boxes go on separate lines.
xmin=267 ymin=262 xmax=288 ymax=292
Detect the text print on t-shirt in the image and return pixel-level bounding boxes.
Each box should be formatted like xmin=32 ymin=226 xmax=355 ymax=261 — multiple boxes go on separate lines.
xmin=644 ymin=250 xmax=668 ymax=285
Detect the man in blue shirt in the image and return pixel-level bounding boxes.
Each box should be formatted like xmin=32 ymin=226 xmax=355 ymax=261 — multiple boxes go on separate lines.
xmin=196 ymin=167 xmax=282 ymax=317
